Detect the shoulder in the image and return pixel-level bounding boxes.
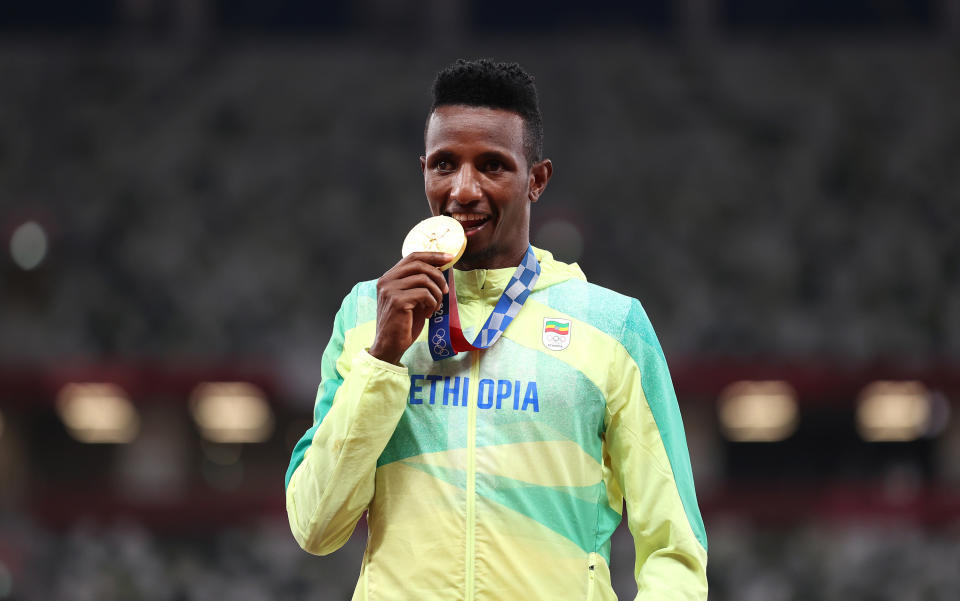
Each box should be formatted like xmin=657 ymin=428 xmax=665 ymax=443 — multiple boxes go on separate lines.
xmin=352 ymin=279 xmax=378 ymax=300
xmin=533 ymin=278 xmax=657 ymax=349
xmin=335 ymin=279 xmax=379 ymax=327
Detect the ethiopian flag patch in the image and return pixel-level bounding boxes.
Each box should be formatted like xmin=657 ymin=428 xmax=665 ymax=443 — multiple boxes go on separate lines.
xmin=542 ymin=318 xmax=571 ymax=351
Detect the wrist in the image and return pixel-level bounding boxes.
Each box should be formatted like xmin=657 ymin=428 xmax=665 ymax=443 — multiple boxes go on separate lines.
xmin=368 ymin=341 xmax=403 ymax=366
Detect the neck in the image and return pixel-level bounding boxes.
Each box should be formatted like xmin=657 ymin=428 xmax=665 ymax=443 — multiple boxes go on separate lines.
xmin=455 ymin=244 xmax=529 ymax=271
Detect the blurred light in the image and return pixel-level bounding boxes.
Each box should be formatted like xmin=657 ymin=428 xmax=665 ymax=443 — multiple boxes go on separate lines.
xmin=9 ymin=221 xmax=48 ymax=270
xmin=718 ymin=380 xmax=799 ymax=442
xmin=535 ymin=219 xmax=583 ymax=262
xmin=56 ymin=383 xmax=140 ymax=443
xmin=190 ymin=382 xmax=274 ymax=443
xmin=857 ymin=381 xmax=931 ymax=442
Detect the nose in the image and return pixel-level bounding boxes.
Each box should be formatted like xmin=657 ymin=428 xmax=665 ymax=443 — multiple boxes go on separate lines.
xmin=449 ymin=164 xmax=482 ymax=204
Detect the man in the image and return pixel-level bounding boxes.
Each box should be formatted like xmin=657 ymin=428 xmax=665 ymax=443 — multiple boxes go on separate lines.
xmin=285 ymin=58 xmax=708 ymax=600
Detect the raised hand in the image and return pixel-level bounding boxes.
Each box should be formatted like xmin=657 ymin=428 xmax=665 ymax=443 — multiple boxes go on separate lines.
xmin=368 ymin=252 xmax=452 ymax=365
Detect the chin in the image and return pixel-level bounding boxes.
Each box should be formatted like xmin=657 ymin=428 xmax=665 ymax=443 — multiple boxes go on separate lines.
xmin=458 ymin=245 xmax=497 ymax=269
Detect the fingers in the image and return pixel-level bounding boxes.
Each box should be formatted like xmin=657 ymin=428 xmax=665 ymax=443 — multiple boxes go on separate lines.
xmin=382 ymin=254 xmax=450 ymax=294
xmin=381 ymin=273 xmax=445 ymax=310
xmin=388 ymin=287 xmax=444 ymax=316
xmin=403 ymin=251 xmax=455 ymax=269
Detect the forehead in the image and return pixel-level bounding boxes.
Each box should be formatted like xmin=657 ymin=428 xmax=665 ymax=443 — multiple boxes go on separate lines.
xmin=425 ymin=105 xmax=525 ymax=156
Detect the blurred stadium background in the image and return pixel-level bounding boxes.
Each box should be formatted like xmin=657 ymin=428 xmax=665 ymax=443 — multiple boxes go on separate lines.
xmin=1 ymin=1 xmax=959 ymax=600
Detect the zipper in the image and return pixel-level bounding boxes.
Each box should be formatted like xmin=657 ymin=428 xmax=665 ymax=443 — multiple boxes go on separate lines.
xmin=586 ymin=553 xmax=597 ymax=601
xmin=465 ymin=349 xmax=480 ymax=601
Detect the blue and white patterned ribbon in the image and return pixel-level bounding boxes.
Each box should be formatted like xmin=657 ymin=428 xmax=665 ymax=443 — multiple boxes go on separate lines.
xmin=428 ymin=245 xmax=540 ymax=361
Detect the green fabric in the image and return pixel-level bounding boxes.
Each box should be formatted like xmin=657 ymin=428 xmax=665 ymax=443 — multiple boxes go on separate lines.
xmin=283 ymin=283 xmax=360 ymax=489
xmin=475 ymin=339 xmax=606 ymax=456
xmin=536 ymin=279 xmax=707 ymax=551
xmin=376 ymin=345 xmax=472 ymax=467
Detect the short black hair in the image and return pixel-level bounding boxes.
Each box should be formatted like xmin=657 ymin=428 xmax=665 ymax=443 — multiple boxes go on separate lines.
xmin=428 ymin=58 xmax=543 ymax=167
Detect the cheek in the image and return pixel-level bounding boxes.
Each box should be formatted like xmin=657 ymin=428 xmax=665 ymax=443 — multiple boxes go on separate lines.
xmin=424 ymin=177 xmax=446 ymax=197
xmin=423 ymin=184 xmax=443 ymax=210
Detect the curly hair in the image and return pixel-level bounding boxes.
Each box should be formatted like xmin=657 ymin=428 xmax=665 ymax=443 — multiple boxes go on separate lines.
xmin=428 ymin=58 xmax=544 ymax=166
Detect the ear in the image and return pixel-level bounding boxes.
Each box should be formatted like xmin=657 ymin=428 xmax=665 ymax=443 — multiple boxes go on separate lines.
xmin=419 ymin=156 xmax=427 ymax=174
xmin=528 ymin=159 xmax=553 ymax=203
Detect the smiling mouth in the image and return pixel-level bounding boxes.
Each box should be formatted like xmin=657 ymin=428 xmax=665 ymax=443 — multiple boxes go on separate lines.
xmin=449 ymin=212 xmax=491 ymax=234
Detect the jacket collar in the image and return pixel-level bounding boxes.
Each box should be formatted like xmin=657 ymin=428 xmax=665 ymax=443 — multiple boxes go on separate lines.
xmin=452 ymin=246 xmax=586 ymax=300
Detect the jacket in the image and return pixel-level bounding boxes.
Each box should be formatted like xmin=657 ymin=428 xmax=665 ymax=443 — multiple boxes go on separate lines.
xmin=285 ymin=247 xmax=708 ymax=600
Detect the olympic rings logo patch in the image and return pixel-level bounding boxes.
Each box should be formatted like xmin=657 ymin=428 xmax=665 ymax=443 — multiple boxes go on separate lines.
xmin=432 ymin=328 xmax=450 ymax=356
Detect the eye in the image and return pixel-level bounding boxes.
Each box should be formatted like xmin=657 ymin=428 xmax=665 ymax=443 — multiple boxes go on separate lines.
xmin=436 ymin=159 xmax=454 ymax=173
xmin=483 ymin=159 xmax=503 ymax=172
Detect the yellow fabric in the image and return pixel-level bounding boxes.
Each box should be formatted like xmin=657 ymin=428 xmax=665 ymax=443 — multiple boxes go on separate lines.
xmin=286 ymin=350 xmax=409 ymax=555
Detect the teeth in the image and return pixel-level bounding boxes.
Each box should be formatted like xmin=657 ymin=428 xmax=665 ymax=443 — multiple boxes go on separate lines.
xmin=451 ymin=212 xmax=487 ymax=222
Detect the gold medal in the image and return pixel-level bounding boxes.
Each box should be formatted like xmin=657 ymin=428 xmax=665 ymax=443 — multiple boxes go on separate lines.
xmin=401 ymin=215 xmax=467 ymax=270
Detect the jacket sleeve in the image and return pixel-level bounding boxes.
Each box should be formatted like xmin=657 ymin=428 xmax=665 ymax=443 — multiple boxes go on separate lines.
xmin=605 ymin=299 xmax=708 ymax=600
xmin=285 ymin=286 xmax=411 ymax=555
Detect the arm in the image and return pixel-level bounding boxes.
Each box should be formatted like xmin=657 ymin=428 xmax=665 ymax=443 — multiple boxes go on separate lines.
xmin=285 ymin=287 xmax=410 ymax=555
xmin=285 ymin=251 xmax=452 ymax=555
xmin=606 ymin=299 xmax=708 ymax=600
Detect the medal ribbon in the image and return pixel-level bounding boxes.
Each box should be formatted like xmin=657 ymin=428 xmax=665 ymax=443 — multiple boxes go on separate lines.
xmin=428 ymin=245 xmax=540 ymax=361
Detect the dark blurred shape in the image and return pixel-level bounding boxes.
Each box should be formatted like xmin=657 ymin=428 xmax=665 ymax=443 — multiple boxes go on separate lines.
xmin=2 ymin=44 xmax=957 ymax=363
xmin=216 ymin=0 xmax=350 ymax=31
xmin=0 ymin=0 xmax=116 ymax=31
xmin=469 ymin=0 xmax=672 ymax=31
xmin=723 ymin=0 xmax=935 ymax=30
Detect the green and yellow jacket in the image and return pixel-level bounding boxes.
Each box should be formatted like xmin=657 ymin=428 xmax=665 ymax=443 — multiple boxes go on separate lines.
xmin=285 ymin=247 xmax=707 ymax=601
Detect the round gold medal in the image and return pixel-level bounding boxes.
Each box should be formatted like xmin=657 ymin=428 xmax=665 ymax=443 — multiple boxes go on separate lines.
xmin=401 ymin=215 xmax=467 ymax=270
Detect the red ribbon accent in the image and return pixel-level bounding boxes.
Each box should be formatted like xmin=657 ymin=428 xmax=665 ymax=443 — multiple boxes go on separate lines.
xmin=446 ymin=269 xmax=474 ymax=352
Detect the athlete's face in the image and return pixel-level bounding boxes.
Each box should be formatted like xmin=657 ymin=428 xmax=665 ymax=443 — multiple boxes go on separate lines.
xmin=421 ymin=105 xmax=552 ymax=270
